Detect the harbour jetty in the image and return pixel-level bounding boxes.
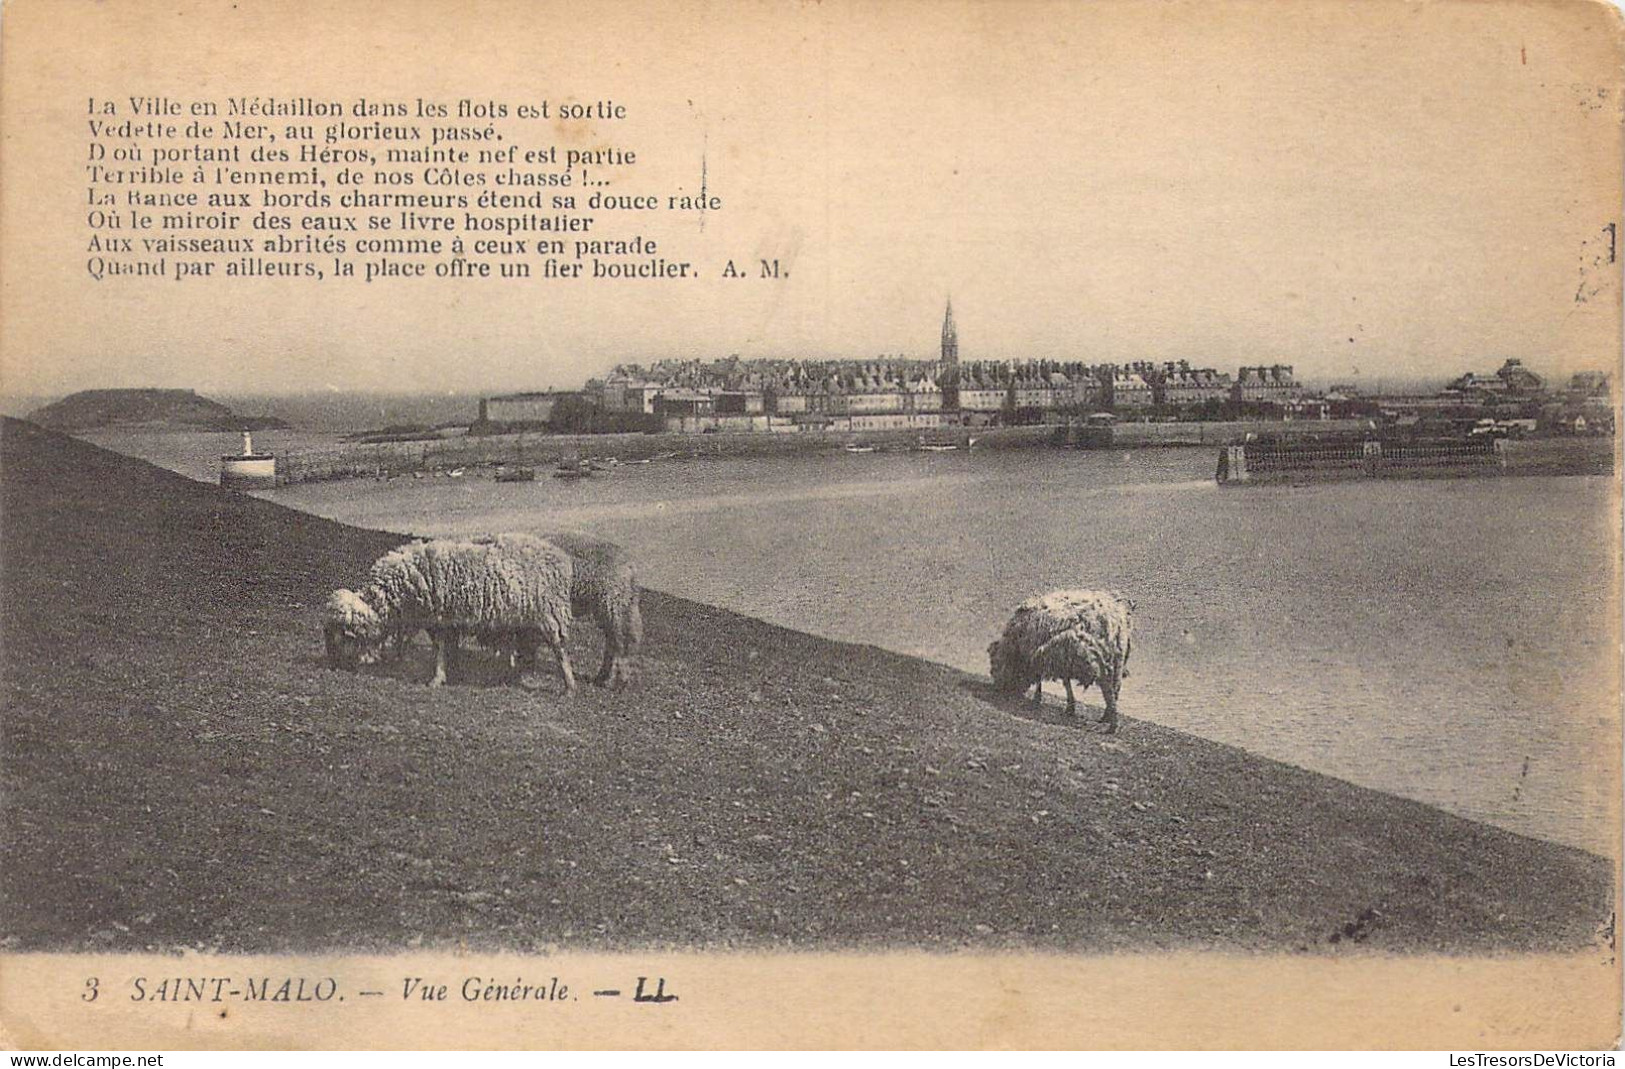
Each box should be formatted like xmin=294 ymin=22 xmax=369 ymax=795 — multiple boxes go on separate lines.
xmin=1216 ymin=435 xmax=1614 ymax=485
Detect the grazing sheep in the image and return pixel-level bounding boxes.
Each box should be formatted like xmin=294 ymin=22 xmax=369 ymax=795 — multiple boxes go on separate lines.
xmin=324 ymin=535 xmax=576 ymax=690
xmin=988 ymin=589 xmax=1134 ymax=732
xmin=468 ymin=531 xmax=642 ymax=687
xmin=324 ymin=588 xmax=417 ymax=664
xmin=322 ymin=588 xmax=379 ymax=667
xmin=537 ymin=531 xmax=643 ymax=687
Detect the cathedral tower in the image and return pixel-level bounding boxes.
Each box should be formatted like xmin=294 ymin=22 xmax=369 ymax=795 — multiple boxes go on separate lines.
xmin=941 ymin=298 xmax=958 ymax=367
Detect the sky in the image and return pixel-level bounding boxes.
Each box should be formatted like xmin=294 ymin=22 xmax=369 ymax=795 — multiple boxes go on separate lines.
xmin=2 ymin=0 xmax=1621 ymax=397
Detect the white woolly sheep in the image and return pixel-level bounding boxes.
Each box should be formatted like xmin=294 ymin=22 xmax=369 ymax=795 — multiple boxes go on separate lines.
xmin=324 ymin=534 xmax=576 ymax=690
xmin=468 ymin=531 xmax=643 ymax=687
xmin=987 ymin=589 xmax=1135 ymax=732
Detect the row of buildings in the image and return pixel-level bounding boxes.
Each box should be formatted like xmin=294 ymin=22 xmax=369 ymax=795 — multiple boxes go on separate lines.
xmin=1351 ymin=359 xmax=1613 ymax=426
xmin=477 ymin=304 xmax=1612 ymax=435
xmin=482 ymin=303 xmax=1316 ymax=431
xmin=484 ymin=358 xmax=1312 ymax=432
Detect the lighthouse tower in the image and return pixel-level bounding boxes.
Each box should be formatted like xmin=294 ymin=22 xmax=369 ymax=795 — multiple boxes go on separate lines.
xmin=940 ymin=298 xmax=958 ymax=367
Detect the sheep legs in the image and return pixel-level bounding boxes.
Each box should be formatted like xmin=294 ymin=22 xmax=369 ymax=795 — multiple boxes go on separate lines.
xmin=552 ymin=641 xmax=576 ymax=693
xmin=595 ymin=636 xmax=634 ymax=689
xmin=525 ymin=622 xmax=576 ymax=694
xmin=593 ymin=633 xmax=617 ymax=687
xmin=504 ymin=631 xmax=574 ymax=693
xmin=383 ymin=630 xmax=413 ymax=661
xmin=426 ymin=626 xmax=459 ymax=687
xmin=1100 ymin=676 xmax=1121 ymax=733
xmin=594 ymin=607 xmax=640 ymax=688
xmin=596 ymin=655 xmax=631 ymax=689
xmin=1031 ymin=678 xmax=1096 ymax=719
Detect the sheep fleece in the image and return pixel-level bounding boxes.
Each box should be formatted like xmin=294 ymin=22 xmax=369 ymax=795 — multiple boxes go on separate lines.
xmin=538 ymin=531 xmax=643 ymax=649
xmin=991 ymin=590 xmax=1134 ymax=691
xmin=363 ymin=536 xmax=573 ymax=643
xmin=469 ymin=530 xmax=642 ymax=683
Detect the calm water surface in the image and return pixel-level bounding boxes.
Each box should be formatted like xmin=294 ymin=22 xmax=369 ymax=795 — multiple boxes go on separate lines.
xmin=102 ymin=432 xmax=1621 ymax=855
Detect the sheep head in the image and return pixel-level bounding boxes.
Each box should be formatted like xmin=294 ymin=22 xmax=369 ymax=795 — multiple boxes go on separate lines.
xmin=988 ymin=637 xmax=1028 ymax=693
xmin=323 ymin=588 xmax=384 ymax=667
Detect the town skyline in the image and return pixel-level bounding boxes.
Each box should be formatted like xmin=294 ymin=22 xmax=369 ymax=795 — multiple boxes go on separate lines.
xmin=6 ymin=292 xmax=1620 ymax=405
xmin=3 ymin=335 xmax=1611 ymax=409
xmin=3 ymin=335 xmax=1612 ymax=409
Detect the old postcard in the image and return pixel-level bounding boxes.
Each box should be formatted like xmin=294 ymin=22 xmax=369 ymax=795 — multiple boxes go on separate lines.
xmin=1 ymin=0 xmax=1621 ymax=1050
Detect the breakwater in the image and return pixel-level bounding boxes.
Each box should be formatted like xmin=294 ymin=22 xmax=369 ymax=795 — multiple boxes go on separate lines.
xmin=1217 ymin=435 xmax=1614 ymax=484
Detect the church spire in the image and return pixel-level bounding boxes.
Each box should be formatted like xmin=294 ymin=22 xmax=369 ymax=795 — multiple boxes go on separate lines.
xmin=941 ymin=297 xmax=958 ymax=366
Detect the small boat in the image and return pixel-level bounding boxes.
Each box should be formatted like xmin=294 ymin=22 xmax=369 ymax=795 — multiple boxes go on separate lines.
xmin=917 ymin=442 xmax=958 ymax=452
xmin=843 ymin=442 xmax=876 ymax=454
xmin=494 ymin=466 xmax=536 ymax=483
xmin=447 ymin=468 xmax=466 ymax=478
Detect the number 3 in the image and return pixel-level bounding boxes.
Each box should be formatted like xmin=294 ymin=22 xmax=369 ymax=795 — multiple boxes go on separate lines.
xmin=82 ymin=977 xmax=98 ymax=1002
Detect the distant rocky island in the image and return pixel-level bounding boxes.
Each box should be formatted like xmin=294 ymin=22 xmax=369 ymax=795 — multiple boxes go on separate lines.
xmin=26 ymin=389 xmax=289 ymax=432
